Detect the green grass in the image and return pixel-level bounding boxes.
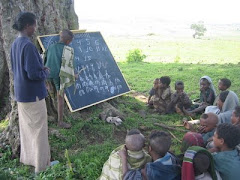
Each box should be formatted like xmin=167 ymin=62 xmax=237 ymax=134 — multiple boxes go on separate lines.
xmin=106 ymin=34 xmax=240 ymax=64
xmin=1 ymin=33 xmax=240 ymax=179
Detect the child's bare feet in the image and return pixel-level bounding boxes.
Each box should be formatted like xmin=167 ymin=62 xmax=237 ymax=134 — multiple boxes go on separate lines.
xmin=58 ymin=121 xmax=72 ymax=129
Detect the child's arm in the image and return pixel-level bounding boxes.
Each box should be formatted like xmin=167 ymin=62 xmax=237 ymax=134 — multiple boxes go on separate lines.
xmin=119 ymin=146 xmax=128 ymax=179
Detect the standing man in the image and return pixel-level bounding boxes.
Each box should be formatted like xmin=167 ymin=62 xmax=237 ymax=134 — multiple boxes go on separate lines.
xmin=45 ymin=29 xmax=75 ymax=129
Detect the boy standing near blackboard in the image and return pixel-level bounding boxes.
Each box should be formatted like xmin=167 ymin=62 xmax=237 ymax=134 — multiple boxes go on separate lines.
xmin=44 ymin=29 xmax=75 ymax=129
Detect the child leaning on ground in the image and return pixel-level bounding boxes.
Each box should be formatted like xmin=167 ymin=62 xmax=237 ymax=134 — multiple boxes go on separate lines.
xmin=184 ymin=76 xmax=216 ymax=117
xmin=152 ymin=76 xmax=173 ymax=114
xmin=167 ymin=81 xmax=192 ymax=115
xmin=211 ymin=123 xmax=240 ymax=180
xmin=98 ymin=129 xmax=151 ymax=180
xmin=120 ymin=131 xmax=181 ymax=180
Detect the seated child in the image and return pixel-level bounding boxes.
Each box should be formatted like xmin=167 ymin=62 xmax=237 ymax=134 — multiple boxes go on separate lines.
xmin=231 ymin=106 xmax=240 ymax=127
xmin=178 ymin=132 xmax=204 ymax=165
xmin=183 ymin=113 xmax=218 ymax=145
xmin=147 ymin=78 xmax=160 ymax=108
xmin=167 ymin=81 xmax=192 ymax=115
xmin=99 ymin=129 xmax=151 ymax=180
xmin=206 ymin=90 xmax=239 ymax=124
xmin=213 ymin=78 xmax=231 ymax=106
xmin=212 ymin=123 xmax=240 ymax=180
xmin=120 ymin=131 xmax=181 ymax=180
xmin=152 ymin=76 xmax=172 ymax=114
xmin=184 ymin=76 xmax=216 ymax=117
xmin=182 ymin=146 xmax=221 ymax=180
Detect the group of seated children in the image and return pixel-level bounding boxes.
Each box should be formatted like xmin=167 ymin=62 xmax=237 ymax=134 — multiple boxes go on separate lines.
xmin=147 ymin=76 xmax=239 ymax=121
xmin=99 ymin=125 xmax=240 ymax=180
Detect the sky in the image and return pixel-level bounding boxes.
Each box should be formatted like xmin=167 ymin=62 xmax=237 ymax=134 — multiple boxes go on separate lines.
xmin=75 ymin=0 xmax=240 ymax=24
xmin=74 ymin=0 xmax=240 ymax=35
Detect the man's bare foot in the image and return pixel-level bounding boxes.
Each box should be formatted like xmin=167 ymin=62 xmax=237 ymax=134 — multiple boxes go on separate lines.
xmin=58 ymin=121 xmax=72 ymax=129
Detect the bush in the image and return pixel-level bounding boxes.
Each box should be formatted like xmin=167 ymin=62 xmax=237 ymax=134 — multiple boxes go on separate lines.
xmin=126 ymin=49 xmax=146 ymax=63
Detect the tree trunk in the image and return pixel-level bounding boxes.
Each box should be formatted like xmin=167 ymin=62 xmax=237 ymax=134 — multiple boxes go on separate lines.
xmin=0 ymin=0 xmax=79 ymax=156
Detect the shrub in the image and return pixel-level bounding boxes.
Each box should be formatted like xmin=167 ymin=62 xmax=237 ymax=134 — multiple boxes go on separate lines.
xmin=126 ymin=49 xmax=146 ymax=63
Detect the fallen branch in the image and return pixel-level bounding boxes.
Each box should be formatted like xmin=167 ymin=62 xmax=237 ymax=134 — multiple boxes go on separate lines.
xmin=168 ymin=130 xmax=182 ymax=143
xmin=154 ymin=122 xmax=188 ymax=132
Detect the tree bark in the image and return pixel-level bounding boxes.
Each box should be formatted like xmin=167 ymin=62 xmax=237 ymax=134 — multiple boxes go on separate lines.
xmin=0 ymin=0 xmax=79 ymax=156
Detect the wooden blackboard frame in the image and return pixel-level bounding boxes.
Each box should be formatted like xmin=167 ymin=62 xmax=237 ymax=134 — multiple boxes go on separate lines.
xmin=37 ymin=30 xmax=131 ymax=112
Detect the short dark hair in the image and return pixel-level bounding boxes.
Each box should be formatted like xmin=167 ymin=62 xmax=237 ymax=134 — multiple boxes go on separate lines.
xmin=201 ymin=78 xmax=210 ymax=85
xmin=216 ymin=123 xmax=240 ymax=149
xmin=125 ymin=129 xmax=145 ymax=151
xmin=200 ymin=113 xmax=208 ymax=119
xmin=160 ymin=76 xmax=171 ymax=86
xmin=127 ymin=129 xmax=141 ymax=136
xmin=60 ymin=29 xmax=74 ymax=41
xmin=219 ymin=91 xmax=229 ymax=103
xmin=220 ymin=78 xmax=231 ymax=88
xmin=234 ymin=106 xmax=240 ymax=117
xmin=175 ymin=81 xmax=184 ymax=88
xmin=193 ymin=153 xmax=210 ymax=175
xmin=149 ymin=131 xmax=171 ymax=157
xmin=12 ymin=12 xmax=36 ymax=31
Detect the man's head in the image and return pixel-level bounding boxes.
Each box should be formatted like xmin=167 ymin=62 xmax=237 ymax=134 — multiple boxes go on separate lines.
xmin=217 ymin=91 xmax=229 ymax=110
xmin=148 ymin=131 xmax=171 ymax=158
xmin=193 ymin=153 xmax=210 ymax=176
xmin=125 ymin=129 xmax=145 ymax=151
xmin=213 ymin=123 xmax=240 ymax=150
xmin=231 ymin=106 xmax=240 ymax=125
xmin=218 ymin=78 xmax=231 ymax=91
xmin=153 ymin=78 xmax=160 ymax=89
xmin=200 ymin=78 xmax=210 ymax=91
xmin=175 ymin=81 xmax=184 ymax=94
xmin=159 ymin=76 xmax=171 ymax=89
xmin=199 ymin=113 xmax=218 ymax=133
xmin=60 ymin=29 xmax=74 ymax=45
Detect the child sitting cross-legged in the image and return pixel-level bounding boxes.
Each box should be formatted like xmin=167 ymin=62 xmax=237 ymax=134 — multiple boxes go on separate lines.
xmin=182 ymin=146 xmax=222 ymax=180
xmin=167 ymin=81 xmax=192 ymax=115
xmin=119 ymin=131 xmax=181 ymax=180
xmin=98 ymin=129 xmax=151 ymax=180
xmin=211 ymin=123 xmax=240 ymax=180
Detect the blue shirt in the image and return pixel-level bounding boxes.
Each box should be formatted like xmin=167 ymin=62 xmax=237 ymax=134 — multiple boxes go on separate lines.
xmin=213 ymin=149 xmax=240 ymax=180
xmin=10 ymin=37 xmax=48 ymax=102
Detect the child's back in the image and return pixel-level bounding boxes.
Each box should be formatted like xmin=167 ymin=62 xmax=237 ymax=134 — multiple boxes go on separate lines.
xmin=99 ymin=129 xmax=151 ymax=180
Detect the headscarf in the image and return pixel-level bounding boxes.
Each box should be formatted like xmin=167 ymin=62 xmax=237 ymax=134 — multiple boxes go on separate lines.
xmin=181 ymin=132 xmax=204 ymax=152
xmin=200 ymin=76 xmax=217 ymax=98
xmin=182 ymin=146 xmax=218 ymax=180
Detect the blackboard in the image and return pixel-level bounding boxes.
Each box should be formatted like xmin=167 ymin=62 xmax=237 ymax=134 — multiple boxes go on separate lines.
xmin=37 ymin=31 xmax=130 ymax=112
